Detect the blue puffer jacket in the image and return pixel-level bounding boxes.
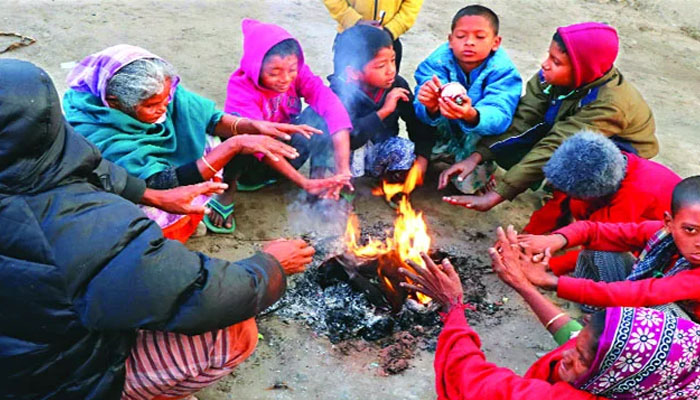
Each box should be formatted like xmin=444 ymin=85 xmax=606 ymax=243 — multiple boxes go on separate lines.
xmin=0 ymin=59 xmax=286 ymax=400
xmin=413 ymin=44 xmax=522 ymax=137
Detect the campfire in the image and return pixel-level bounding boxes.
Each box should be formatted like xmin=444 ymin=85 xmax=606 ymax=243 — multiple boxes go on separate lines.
xmin=319 ymin=163 xmax=433 ymax=312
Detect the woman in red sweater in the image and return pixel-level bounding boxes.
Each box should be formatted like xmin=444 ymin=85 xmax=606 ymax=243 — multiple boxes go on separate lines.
xmin=523 ymin=131 xmax=680 ymax=274
xmin=399 ymin=250 xmax=700 ymax=399
xmin=518 ymin=175 xmax=700 ymax=320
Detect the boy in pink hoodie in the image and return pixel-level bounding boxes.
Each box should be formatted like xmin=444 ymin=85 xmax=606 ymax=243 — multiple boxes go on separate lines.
xmin=225 ymin=19 xmax=353 ymax=203
xmin=440 ymin=22 xmax=658 ymax=212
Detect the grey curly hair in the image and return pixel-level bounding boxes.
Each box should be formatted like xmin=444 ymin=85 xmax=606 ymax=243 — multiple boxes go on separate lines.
xmin=543 ymin=131 xmax=627 ymax=199
xmin=105 ymin=58 xmax=177 ymax=115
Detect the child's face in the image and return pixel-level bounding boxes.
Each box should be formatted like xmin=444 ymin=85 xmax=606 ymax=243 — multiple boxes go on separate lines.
xmin=133 ymin=78 xmax=171 ymax=124
xmin=541 ymin=41 xmax=574 ymax=88
xmin=665 ymin=203 xmax=700 ymax=266
xmin=358 ymin=47 xmax=396 ymax=90
xmin=260 ymin=55 xmax=299 ymax=94
xmin=448 ymin=15 xmax=501 ymax=72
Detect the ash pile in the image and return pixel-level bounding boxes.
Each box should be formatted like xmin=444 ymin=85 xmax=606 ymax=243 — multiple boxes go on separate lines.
xmin=271 ymin=224 xmax=504 ymax=346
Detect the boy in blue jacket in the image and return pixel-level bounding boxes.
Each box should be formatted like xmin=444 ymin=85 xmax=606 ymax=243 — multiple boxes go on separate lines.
xmin=414 ymin=4 xmax=521 ymax=193
xmin=329 ymin=24 xmax=435 ymax=195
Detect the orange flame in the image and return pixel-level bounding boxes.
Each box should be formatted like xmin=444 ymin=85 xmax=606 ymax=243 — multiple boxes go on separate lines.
xmin=345 ymin=162 xmax=431 ymax=305
xmin=371 ymin=161 xmax=424 ymax=202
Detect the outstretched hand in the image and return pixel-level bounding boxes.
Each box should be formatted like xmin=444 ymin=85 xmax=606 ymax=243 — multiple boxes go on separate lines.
xmin=442 ymin=190 xmax=504 ymax=211
xmin=303 ymin=174 xmax=352 ymax=200
xmin=231 ymin=134 xmax=300 ymax=162
xmin=517 ymin=233 xmax=568 ymax=255
xmin=493 ymin=225 xmax=558 ymax=291
xmin=141 ymin=182 xmax=229 ymax=215
xmin=438 ymin=153 xmax=482 ymax=190
xmin=399 ymin=252 xmax=464 ymax=312
xmin=251 ymin=120 xmax=322 ymax=140
xmin=263 ymin=239 xmax=315 ymax=275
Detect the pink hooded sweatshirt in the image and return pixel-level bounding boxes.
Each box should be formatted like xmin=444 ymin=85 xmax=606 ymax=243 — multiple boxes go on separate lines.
xmin=557 ymin=22 xmax=619 ymax=88
xmin=225 ymin=19 xmax=352 ymax=135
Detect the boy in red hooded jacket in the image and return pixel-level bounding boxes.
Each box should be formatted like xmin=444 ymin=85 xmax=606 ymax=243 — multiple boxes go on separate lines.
xmin=440 ymin=22 xmax=658 ymax=212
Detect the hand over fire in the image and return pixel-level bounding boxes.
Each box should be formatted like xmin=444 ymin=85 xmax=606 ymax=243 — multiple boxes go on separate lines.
xmin=399 ymin=252 xmax=464 ymax=313
xmin=263 ymin=239 xmax=315 ymax=275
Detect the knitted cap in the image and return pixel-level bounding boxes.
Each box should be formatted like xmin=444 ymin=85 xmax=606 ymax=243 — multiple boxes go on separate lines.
xmin=544 ymin=131 xmax=626 ymax=199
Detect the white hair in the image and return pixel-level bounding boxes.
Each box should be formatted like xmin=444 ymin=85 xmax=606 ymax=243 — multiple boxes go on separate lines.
xmin=105 ymin=58 xmax=176 ymax=115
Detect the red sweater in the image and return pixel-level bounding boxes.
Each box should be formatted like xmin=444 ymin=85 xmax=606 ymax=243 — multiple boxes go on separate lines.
xmin=434 ymin=307 xmax=606 ymax=400
xmin=524 ymin=153 xmax=680 ymax=234
xmin=554 ymin=221 xmax=700 ymax=320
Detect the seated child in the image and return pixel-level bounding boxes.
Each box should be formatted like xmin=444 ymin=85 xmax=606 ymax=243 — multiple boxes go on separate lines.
xmin=524 ymin=131 xmax=681 ymax=274
xmin=327 ymin=25 xmax=435 ymax=195
xmin=518 ymin=176 xmax=700 ymax=321
xmin=442 ymin=22 xmax=658 ymax=211
xmin=414 ymin=4 xmax=522 ymax=194
xmin=225 ymin=19 xmax=353 ymax=199
xmin=63 ymin=44 xmax=313 ymax=238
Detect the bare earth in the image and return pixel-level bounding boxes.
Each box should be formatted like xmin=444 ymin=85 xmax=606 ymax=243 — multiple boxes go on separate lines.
xmin=3 ymin=0 xmax=700 ymax=399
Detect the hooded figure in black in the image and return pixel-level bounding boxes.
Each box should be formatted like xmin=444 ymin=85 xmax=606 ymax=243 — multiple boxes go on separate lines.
xmin=0 ymin=59 xmax=287 ymax=399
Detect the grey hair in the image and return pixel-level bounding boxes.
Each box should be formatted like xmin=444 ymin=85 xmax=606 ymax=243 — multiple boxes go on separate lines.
xmin=105 ymin=58 xmax=177 ymax=115
xmin=543 ymin=130 xmax=627 ymax=199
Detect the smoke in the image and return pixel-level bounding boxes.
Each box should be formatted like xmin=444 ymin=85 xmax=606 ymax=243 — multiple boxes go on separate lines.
xmin=286 ymin=191 xmax=352 ymax=240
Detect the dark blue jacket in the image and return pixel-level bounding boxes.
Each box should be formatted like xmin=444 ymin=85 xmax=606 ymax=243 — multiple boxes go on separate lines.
xmin=329 ymin=74 xmax=435 ymax=158
xmin=0 ymin=59 xmax=286 ymax=400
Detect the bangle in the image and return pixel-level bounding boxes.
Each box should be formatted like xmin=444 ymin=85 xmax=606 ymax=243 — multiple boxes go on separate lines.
xmin=201 ymin=156 xmax=217 ymax=174
xmin=545 ymin=312 xmax=567 ymax=330
xmin=233 ymin=116 xmax=247 ymax=135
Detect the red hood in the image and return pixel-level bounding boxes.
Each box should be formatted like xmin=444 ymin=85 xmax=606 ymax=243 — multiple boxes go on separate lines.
xmin=557 ymin=22 xmax=619 ymax=88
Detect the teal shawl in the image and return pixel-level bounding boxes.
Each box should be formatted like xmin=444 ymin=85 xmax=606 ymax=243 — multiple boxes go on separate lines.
xmin=63 ymin=86 xmax=223 ymax=179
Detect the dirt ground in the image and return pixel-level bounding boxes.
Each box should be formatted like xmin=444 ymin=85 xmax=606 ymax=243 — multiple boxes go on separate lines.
xmin=4 ymin=0 xmax=700 ymax=399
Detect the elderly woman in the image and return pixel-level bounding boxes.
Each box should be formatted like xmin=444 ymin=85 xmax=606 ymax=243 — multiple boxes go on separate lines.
xmin=0 ymin=58 xmax=315 ymax=400
xmin=63 ymin=44 xmax=347 ymax=238
xmin=400 ymin=234 xmax=700 ymax=399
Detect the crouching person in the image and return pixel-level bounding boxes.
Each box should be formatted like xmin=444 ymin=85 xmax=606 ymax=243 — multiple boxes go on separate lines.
xmin=0 ymin=59 xmax=314 ymax=400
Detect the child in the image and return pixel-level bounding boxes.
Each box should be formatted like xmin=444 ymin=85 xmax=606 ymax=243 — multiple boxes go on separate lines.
xmin=322 ymin=0 xmax=424 ymax=71
xmin=328 ymin=25 xmax=435 ymax=196
xmin=442 ymin=22 xmax=658 ymax=211
xmin=225 ymin=19 xmax=353 ymax=199
xmin=523 ymin=131 xmax=681 ymax=274
xmin=517 ymin=176 xmax=700 ymax=321
xmin=414 ymin=5 xmax=522 ymax=194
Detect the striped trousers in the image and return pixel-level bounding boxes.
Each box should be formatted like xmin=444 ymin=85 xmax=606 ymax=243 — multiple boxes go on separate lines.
xmin=121 ymin=318 xmax=258 ymax=400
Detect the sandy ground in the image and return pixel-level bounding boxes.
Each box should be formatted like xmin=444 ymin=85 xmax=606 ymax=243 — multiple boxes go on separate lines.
xmin=4 ymin=0 xmax=700 ymax=398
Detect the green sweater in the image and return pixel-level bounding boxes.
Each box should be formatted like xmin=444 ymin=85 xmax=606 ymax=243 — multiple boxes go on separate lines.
xmin=476 ymin=68 xmax=657 ymax=200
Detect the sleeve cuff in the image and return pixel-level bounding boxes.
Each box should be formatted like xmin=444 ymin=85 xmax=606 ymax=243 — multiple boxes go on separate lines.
xmin=474 ymin=144 xmax=494 ymax=161
xmin=414 ymin=142 xmax=433 ymax=159
xmin=553 ymin=320 xmax=583 ymax=346
xmin=175 ymin=161 xmax=205 ymax=186
xmin=493 ymin=180 xmax=522 ymax=201
xmin=122 ymin=174 xmax=147 ymax=204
